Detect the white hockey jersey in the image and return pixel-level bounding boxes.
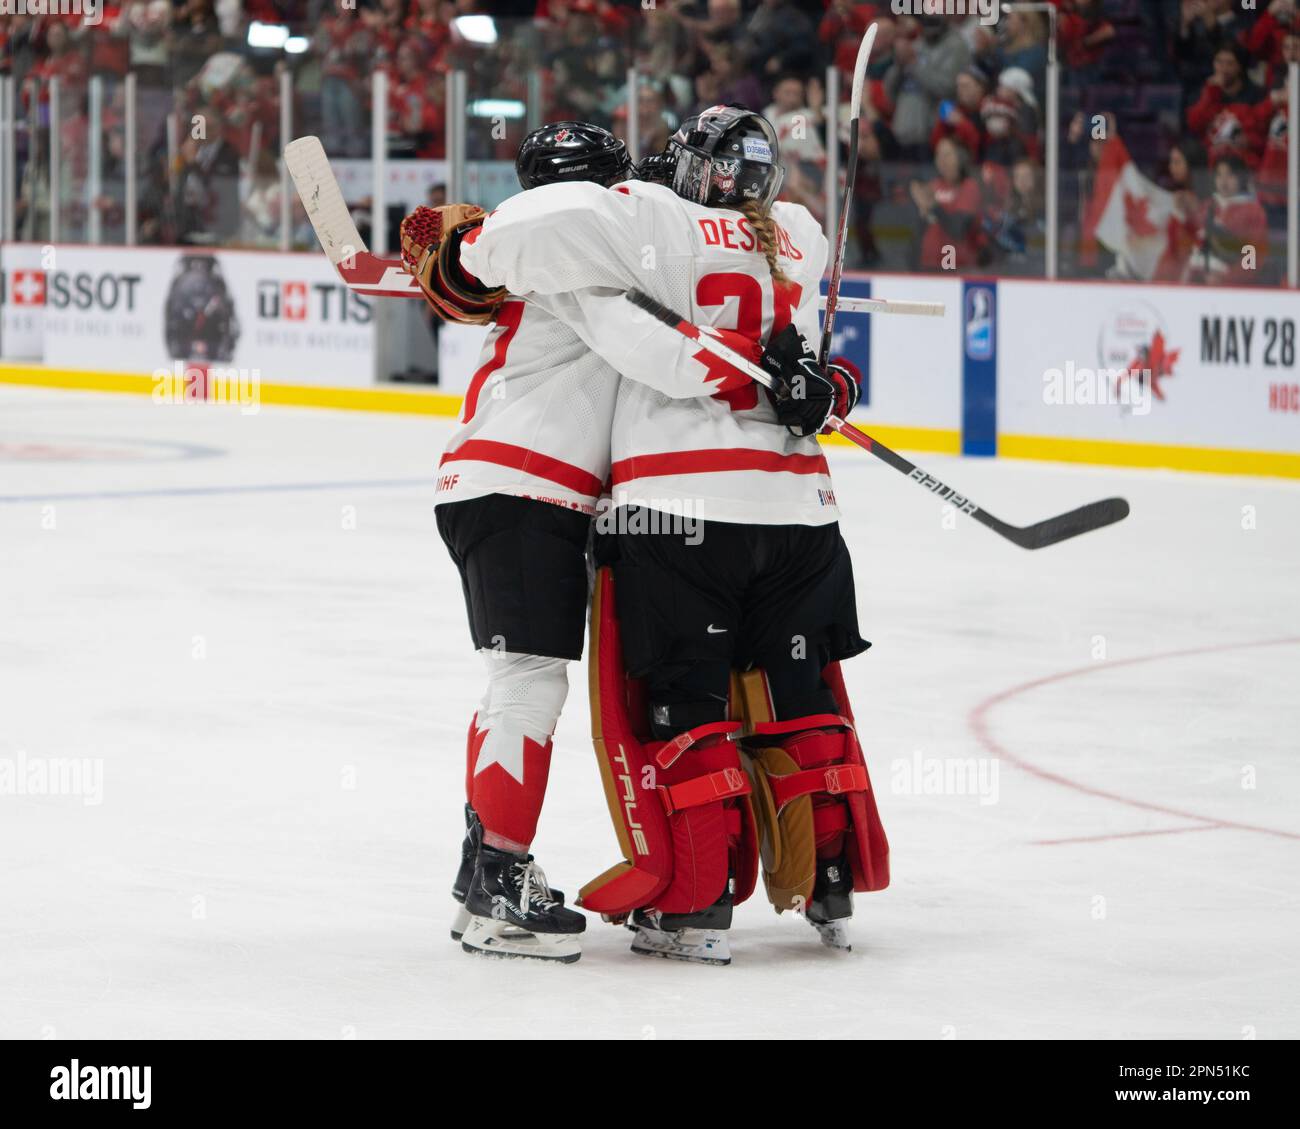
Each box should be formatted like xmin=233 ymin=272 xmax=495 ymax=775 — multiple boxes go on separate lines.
xmin=435 ymin=210 xmax=769 ymax=516
xmin=461 ymin=180 xmax=837 ymax=527
xmin=433 ymin=295 xmax=617 ymax=516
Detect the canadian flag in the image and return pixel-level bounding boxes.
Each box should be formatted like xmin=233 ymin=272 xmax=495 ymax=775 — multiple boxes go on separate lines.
xmin=1082 ymin=136 xmax=1176 ymax=280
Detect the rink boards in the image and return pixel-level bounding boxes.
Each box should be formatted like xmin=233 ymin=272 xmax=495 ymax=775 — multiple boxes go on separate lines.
xmin=1 ymin=243 xmax=1298 ymax=477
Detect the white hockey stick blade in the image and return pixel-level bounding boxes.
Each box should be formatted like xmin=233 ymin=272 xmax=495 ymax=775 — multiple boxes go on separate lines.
xmin=283 ymin=136 xmax=366 ymax=263
xmin=284 ymin=136 xmax=423 ymax=299
xmin=850 ymin=23 xmax=879 ymax=120
xmin=821 ymin=296 xmax=946 ymax=318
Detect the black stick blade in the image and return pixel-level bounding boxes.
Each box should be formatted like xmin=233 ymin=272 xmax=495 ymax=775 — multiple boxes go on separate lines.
xmin=1006 ymin=497 xmax=1131 ymax=550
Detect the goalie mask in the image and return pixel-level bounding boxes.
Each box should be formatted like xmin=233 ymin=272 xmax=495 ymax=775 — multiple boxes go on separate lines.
xmin=667 ymin=105 xmax=785 ymax=210
xmin=516 ymin=121 xmax=633 ymax=190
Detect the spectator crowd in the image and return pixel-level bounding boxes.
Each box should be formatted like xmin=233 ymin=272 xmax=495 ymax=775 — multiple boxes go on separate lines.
xmin=1 ymin=1 xmax=1296 ymax=282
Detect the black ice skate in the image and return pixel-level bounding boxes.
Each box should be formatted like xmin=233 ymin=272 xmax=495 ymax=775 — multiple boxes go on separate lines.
xmin=806 ymin=854 xmax=854 ymax=951
xmin=450 ymin=805 xmax=482 ymax=941
xmin=450 ymin=806 xmax=565 ymax=942
xmin=628 ymin=886 xmax=734 ymax=966
xmin=461 ymin=845 xmax=585 ymax=962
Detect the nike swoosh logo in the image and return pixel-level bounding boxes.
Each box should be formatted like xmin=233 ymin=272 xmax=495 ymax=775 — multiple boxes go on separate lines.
xmin=706 ymin=625 xmax=727 ymax=634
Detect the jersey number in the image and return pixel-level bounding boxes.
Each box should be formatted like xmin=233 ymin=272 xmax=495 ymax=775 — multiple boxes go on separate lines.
xmin=694 ymin=273 xmax=803 ymax=412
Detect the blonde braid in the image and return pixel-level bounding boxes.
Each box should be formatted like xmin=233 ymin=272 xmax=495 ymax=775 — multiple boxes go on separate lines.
xmin=740 ymin=200 xmax=789 ymax=285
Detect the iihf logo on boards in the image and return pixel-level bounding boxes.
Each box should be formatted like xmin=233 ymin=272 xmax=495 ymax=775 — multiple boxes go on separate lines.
xmin=965 ymin=285 xmax=995 ymax=362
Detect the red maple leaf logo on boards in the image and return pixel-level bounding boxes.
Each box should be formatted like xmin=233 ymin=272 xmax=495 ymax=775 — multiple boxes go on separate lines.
xmin=1123 ymin=191 xmax=1158 ymax=239
xmin=1119 ymin=329 xmax=1181 ymax=403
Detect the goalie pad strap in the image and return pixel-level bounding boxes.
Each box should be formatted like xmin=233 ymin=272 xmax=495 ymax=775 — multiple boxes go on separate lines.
xmin=769 ymin=763 xmax=869 ymax=808
xmin=659 ymin=765 xmax=751 ymax=816
xmin=749 ymin=714 xmax=852 ymax=739
xmin=654 ymin=721 xmax=742 ymax=770
xmin=813 ymin=804 xmax=849 ymax=836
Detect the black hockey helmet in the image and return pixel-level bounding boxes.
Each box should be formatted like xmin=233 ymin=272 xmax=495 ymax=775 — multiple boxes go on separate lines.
xmin=666 ymin=104 xmax=785 ymax=210
xmin=516 ymin=121 xmax=633 ymax=190
xmin=634 ymin=148 xmax=678 ymax=187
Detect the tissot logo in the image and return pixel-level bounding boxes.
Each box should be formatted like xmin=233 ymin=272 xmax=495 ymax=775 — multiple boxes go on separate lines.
xmin=282 ymin=281 xmax=308 ymax=321
xmin=7 ymin=270 xmax=47 ymax=306
xmin=255 ymin=280 xmax=371 ymax=324
xmin=46 ymin=271 xmax=142 ymax=312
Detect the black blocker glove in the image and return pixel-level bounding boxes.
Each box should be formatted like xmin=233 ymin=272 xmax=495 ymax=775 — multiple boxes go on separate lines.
xmin=760 ymin=325 xmax=861 ymax=437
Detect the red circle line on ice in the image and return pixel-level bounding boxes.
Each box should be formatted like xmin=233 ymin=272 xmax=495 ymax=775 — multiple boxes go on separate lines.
xmin=968 ymin=637 xmax=1300 ymax=846
xmin=0 ymin=435 xmax=224 ymax=463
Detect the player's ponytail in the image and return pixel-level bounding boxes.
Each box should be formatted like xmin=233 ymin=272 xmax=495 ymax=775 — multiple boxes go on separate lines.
xmin=740 ymin=200 xmax=788 ymax=285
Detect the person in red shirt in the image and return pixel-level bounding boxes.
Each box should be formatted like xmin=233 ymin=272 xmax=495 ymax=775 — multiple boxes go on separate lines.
xmin=1053 ymin=0 xmax=1117 ymax=72
xmin=910 ymin=136 xmax=983 ymax=271
xmin=1155 ymin=140 xmax=1209 ymax=283
xmin=929 ymin=65 xmax=989 ymax=162
xmin=1251 ymin=26 xmax=1298 ymax=224
xmin=1186 ymin=155 xmax=1271 ymax=285
xmin=21 ymin=20 xmax=88 ymax=109
xmin=1186 ymin=43 xmax=1267 ymax=155
xmin=1240 ymin=0 xmax=1296 ymax=87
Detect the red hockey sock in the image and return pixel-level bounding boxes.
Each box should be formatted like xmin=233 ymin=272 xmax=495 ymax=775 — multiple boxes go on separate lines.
xmin=467 ymin=718 xmax=555 ymax=853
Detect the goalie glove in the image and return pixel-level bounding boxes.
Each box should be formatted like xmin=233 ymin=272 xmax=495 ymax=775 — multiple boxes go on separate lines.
xmin=760 ymin=324 xmax=839 ymax=437
xmin=399 ymin=204 xmax=506 ymax=325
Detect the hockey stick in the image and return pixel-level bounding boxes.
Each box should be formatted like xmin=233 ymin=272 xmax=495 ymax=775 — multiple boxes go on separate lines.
xmin=625 ymin=288 xmax=1130 ymax=551
xmin=285 ymin=135 xmax=943 ymax=315
xmin=283 ymin=135 xmax=422 ymax=298
xmin=819 ymin=21 xmax=878 ymax=368
xmin=836 ymin=296 xmax=944 ymax=317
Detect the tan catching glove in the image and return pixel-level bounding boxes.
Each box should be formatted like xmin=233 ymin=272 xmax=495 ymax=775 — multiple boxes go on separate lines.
xmin=399 ymin=204 xmax=505 ymax=325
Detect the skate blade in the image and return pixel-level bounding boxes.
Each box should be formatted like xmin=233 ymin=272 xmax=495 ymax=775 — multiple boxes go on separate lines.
xmin=450 ymin=901 xmax=470 ymax=942
xmin=461 ymin=916 xmax=582 ymax=963
xmin=629 ymin=926 xmax=731 ymax=966
xmin=810 ymin=918 xmax=852 ymax=951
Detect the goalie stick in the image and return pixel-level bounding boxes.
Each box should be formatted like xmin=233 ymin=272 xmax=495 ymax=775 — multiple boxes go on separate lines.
xmin=283 ymin=135 xmax=422 ymax=298
xmin=284 ymin=134 xmax=945 ymax=315
xmin=819 ymin=21 xmax=878 ymax=368
xmin=624 ymin=288 xmax=1130 ymax=551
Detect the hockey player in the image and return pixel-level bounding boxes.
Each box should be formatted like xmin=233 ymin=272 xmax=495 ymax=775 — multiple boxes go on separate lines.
xmin=458 ymin=106 xmax=889 ymax=963
xmin=402 ymin=121 xmax=627 ymax=963
xmin=404 ymin=121 xmax=771 ymax=962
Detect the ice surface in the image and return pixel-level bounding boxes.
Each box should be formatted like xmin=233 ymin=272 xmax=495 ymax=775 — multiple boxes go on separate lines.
xmin=1 ymin=386 xmax=1297 ymax=1040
